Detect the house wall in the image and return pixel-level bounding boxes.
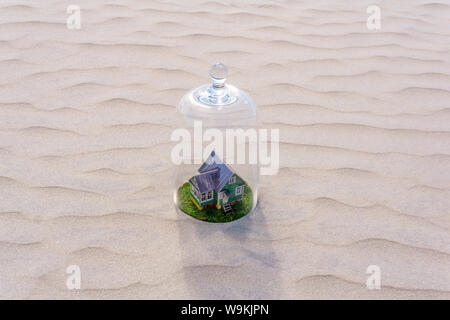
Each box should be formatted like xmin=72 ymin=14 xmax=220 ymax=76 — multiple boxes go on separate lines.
xmin=199 ymin=191 xmax=217 ymax=206
xmin=191 ymin=186 xmax=217 ymax=206
xmin=218 ymin=174 xmax=244 ymax=205
xmin=189 ymin=181 xmax=200 ymax=202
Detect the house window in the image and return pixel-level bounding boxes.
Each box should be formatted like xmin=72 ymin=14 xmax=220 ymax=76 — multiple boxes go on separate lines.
xmin=229 ymin=176 xmax=236 ymax=184
xmin=201 ymin=193 xmax=206 ymax=202
xmin=207 ymin=190 xmax=213 ymax=200
xmin=235 ymin=185 xmax=243 ymax=195
xmin=218 ymin=192 xmax=223 ymax=200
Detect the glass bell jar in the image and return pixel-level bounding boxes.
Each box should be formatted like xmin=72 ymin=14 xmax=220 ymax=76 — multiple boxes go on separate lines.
xmin=172 ymin=62 xmax=259 ymax=223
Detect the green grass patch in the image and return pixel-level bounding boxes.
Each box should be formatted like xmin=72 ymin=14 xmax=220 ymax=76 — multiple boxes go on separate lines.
xmin=177 ymin=182 xmax=253 ymax=223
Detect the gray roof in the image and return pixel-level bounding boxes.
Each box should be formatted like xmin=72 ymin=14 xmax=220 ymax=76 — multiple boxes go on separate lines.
xmin=198 ymin=150 xmax=223 ymax=172
xmin=193 ymin=151 xmax=234 ymax=193
xmin=192 ymin=169 xmax=219 ymax=193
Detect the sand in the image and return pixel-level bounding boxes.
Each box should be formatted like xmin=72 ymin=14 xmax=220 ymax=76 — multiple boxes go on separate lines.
xmin=0 ymin=0 xmax=449 ymax=299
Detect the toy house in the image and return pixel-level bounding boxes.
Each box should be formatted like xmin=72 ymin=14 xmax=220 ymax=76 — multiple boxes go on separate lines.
xmin=189 ymin=151 xmax=245 ymax=212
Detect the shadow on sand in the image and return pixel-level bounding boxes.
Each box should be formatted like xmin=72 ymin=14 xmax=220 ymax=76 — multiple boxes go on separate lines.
xmin=177 ymin=203 xmax=281 ymax=299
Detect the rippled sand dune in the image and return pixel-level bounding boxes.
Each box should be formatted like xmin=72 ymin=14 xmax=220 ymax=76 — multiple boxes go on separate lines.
xmin=0 ymin=0 xmax=449 ymax=299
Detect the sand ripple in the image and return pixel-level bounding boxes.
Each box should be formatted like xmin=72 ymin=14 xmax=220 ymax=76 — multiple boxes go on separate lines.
xmin=0 ymin=0 xmax=449 ymax=299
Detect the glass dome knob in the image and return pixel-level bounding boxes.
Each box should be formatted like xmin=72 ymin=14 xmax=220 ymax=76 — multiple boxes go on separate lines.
xmin=210 ymin=62 xmax=228 ymax=88
xmin=196 ymin=62 xmax=237 ymax=106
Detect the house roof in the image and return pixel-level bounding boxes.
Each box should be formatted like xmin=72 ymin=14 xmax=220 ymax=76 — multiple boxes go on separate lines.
xmin=192 ymin=169 xmax=219 ymax=193
xmin=193 ymin=151 xmax=234 ymax=193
